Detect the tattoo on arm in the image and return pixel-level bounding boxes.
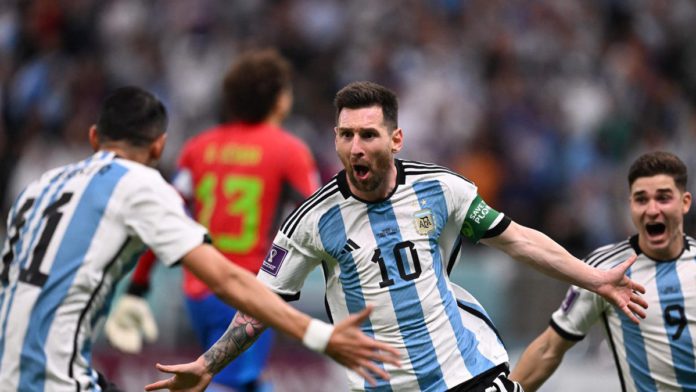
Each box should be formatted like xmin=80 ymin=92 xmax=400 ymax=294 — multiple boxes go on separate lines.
xmin=203 ymin=312 xmax=267 ymax=374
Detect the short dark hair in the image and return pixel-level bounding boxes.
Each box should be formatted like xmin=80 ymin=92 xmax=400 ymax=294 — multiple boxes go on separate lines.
xmin=334 ymin=81 xmax=398 ymax=131
xmin=628 ymin=151 xmax=688 ymax=191
xmin=222 ymin=49 xmax=292 ymax=123
xmin=96 ymin=86 xmax=167 ymax=147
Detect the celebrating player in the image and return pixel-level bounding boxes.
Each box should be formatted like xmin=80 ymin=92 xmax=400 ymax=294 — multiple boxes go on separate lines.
xmin=105 ymin=49 xmax=320 ymax=391
xmin=511 ymin=151 xmax=695 ymax=391
xmin=0 ymin=86 xmax=399 ymax=392
xmin=147 ymin=81 xmax=647 ymax=392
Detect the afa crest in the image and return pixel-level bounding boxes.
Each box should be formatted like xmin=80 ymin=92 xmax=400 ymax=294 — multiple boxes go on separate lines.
xmin=414 ymin=208 xmax=436 ymax=235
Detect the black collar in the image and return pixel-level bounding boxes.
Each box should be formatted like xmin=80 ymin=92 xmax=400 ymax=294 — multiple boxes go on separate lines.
xmin=629 ymin=234 xmax=690 ymax=262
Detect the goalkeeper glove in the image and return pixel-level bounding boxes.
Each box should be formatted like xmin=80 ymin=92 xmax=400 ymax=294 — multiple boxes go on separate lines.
xmin=104 ymin=292 xmax=158 ymax=353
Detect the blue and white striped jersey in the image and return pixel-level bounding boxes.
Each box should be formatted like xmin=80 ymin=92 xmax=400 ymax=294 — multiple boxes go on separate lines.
xmin=0 ymin=151 xmax=207 ymax=391
xmin=259 ymin=159 xmax=510 ymax=392
xmin=552 ymin=234 xmax=696 ymax=392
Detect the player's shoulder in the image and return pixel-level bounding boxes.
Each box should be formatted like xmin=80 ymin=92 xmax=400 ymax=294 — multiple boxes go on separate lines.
xmin=112 ymin=157 xmax=169 ymax=189
xmin=399 ymin=159 xmax=477 ymax=201
xmin=30 ymin=151 xmax=118 ymax=188
xmin=682 ymin=235 xmax=696 ymax=258
xmin=400 ymin=159 xmax=474 ymax=185
xmin=279 ymin=176 xmax=342 ymax=239
xmin=16 ymin=164 xmax=67 ymax=202
xmin=686 ymin=235 xmax=696 ymax=250
xmin=583 ymin=237 xmax=634 ymax=269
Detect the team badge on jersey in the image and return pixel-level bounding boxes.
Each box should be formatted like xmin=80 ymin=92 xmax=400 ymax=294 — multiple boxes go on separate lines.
xmin=261 ymin=244 xmax=288 ymax=276
xmin=414 ymin=208 xmax=436 ymax=235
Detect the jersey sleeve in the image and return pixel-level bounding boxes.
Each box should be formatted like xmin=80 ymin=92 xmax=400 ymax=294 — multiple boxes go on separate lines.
xmin=446 ymin=175 xmax=506 ymax=243
xmin=120 ymin=169 xmax=207 ymax=267
xmin=550 ymin=285 xmax=607 ymax=340
xmin=282 ymin=137 xmax=320 ymax=198
xmin=257 ymin=219 xmax=322 ymax=300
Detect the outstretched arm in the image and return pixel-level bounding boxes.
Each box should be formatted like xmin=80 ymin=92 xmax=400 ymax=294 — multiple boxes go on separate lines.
xmin=481 ymin=221 xmax=648 ymax=322
xmin=203 ymin=312 xmax=265 ymax=374
xmin=145 ymin=244 xmax=400 ymax=391
xmin=144 ymin=311 xmax=266 ymax=391
xmin=146 ymin=306 xmax=396 ymax=391
xmin=509 ymin=326 xmax=576 ymax=391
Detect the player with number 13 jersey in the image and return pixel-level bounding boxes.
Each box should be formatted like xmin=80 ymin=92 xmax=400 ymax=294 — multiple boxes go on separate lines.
xmin=174 ymin=120 xmax=319 ymax=299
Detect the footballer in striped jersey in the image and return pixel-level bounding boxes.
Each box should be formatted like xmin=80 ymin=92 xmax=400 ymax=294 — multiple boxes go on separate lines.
xmin=0 ymin=87 xmax=399 ymax=392
xmin=512 ymin=151 xmax=695 ymax=392
xmin=105 ymin=49 xmax=320 ymax=392
xmin=169 ymin=81 xmax=647 ymax=392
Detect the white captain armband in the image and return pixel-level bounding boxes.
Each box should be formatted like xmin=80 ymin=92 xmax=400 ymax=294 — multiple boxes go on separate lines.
xmin=302 ymin=319 xmax=335 ymax=352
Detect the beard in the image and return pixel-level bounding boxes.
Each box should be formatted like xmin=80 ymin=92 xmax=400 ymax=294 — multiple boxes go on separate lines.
xmin=347 ymin=150 xmax=393 ymax=193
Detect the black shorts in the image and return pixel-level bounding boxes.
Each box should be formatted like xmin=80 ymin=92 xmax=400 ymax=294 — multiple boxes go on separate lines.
xmin=448 ymin=363 xmax=524 ymax=392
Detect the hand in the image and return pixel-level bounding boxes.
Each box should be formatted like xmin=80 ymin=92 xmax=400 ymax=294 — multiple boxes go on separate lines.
xmin=145 ymin=356 xmax=213 ymax=391
xmin=325 ymin=305 xmax=401 ymax=386
xmin=595 ymin=255 xmax=648 ymax=323
xmin=104 ymin=294 xmax=158 ymax=353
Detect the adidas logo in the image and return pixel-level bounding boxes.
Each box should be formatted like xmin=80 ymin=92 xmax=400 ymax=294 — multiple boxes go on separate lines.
xmin=340 ymin=239 xmax=360 ymax=254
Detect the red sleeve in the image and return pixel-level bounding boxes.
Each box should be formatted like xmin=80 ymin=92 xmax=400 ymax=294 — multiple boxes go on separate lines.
xmin=127 ymin=249 xmax=157 ymax=296
xmin=284 ymin=138 xmax=320 ymax=198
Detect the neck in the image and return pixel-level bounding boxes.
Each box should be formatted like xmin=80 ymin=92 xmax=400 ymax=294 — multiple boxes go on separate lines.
xmin=639 ymin=232 xmax=685 ymax=261
xmin=99 ymin=144 xmax=151 ymax=166
xmin=265 ymin=112 xmax=285 ymax=127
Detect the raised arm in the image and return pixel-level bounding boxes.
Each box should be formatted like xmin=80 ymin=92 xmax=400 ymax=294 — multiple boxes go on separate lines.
xmin=145 ymin=244 xmax=400 ymax=391
xmin=509 ymin=326 xmax=576 ymax=391
xmin=480 ymin=221 xmax=648 ymax=322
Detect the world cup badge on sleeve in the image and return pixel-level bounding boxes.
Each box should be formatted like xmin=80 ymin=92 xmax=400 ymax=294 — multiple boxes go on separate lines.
xmin=414 ymin=208 xmax=435 ymax=236
xmin=261 ymin=244 xmax=288 ymax=276
xmin=561 ymin=287 xmax=580 ymax=313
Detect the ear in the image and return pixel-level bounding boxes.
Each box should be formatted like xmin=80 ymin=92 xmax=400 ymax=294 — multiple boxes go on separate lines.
xmin=88 ymin=125 xmax=100 ymax=151
xmin=390 ymin=128 xmax=403 ymax=153
xmin=682 ymin=191 xmax=692 ymax=215
xmin=274 ymin=89 xmax=293 ymax=121
xmin=149 ymin=133 xmax=167 ymax=161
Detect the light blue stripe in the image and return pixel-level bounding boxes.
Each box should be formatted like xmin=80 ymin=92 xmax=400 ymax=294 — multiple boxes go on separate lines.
xmin=19 ymin=162 xmax=127 ymax=391
xmin=318 ymin=205 xmax=392 ymax=392
xmin=618 ymin=267 xmax=657 ymax=392
xmin=367 ymin=200 xmax=445 ymax=392
xmin=456 ymin=299 xmax=490 ymax=320
xmin=0 ymin=159 xmax=88 ymax=372
xmin=655 ymin=261 xmax=696 ymax=389
xmin=412 ymin=180 xmax=494 ymax=378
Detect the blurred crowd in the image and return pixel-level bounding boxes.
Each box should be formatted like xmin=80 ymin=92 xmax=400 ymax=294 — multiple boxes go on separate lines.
xmin=2 ymin=0 xmax=696 ymax=343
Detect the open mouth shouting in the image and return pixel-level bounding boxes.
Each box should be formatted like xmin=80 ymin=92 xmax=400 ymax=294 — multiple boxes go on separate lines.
xmin=352 ymin=163 xmax=370 ymax=181
xmin=645 ymin=222 xmax=666 ymax=236
xmin=644 ymin=222 xmax=667 ymax=243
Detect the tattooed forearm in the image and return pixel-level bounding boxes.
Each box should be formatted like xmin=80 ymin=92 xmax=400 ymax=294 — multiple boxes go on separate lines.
xmin=203 ymin=312 xmax=268 ymax=374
